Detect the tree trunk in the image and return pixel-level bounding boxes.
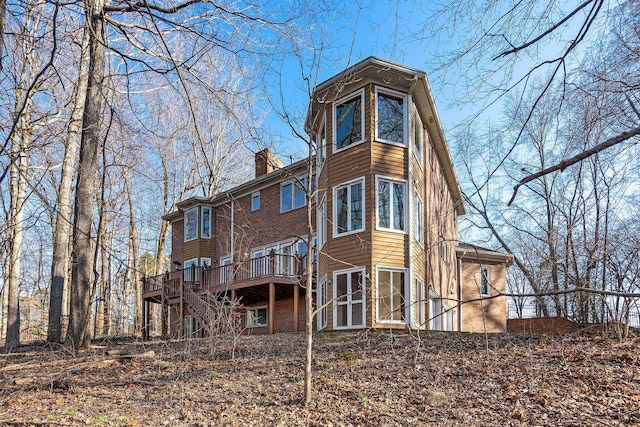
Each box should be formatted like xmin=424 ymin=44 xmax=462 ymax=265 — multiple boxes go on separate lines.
xmin=124 ymin=171 xmax=141 ymax=333
xmin=48 ymin=23 xmax=90 ymax=343
xmin=5 ymin=119 xmax=29 ymax=349
xmin=303 ymin=147 xmax=314 ymax=405
xmin=0 ymin=0 xmax=5 ymax=70
xmin=67 ymin=0 xmax=105 ymax=349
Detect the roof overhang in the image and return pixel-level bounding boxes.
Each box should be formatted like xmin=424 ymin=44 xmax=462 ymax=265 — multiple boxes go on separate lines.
xmin=456 ymin=244 xmax=514 ymax=266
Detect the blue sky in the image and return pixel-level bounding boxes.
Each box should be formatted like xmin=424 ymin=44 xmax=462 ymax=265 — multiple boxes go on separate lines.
xmin=264 ymin=0 xmax=601 ymax=162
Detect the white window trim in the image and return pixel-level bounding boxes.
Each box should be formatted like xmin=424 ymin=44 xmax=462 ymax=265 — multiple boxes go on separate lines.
xmin=481 ymin=266 xmax=491 ymax=296
xmin=183 ymin=258 xmax=198 ymax=281
xmin=375 ymin=86 xmax=408 ymax=147
xmin=333 ymin=176 xmax=366 ymax=238
xmin=219 ymin=255 xmax=232 ymax=284
xmin=317 ymin=195 xmax=327 ymax=249
xmin=317 ymin=275 xmax=328 ymax=331
xmin=429 ymin=290 xmax=443 ymax=331
xmin=414 ymin=276 xmax=426 ymax=330
xmin=246 ymin=306 xmax=268 ymax=328
xmin=412 ymin=108 xmax=424 ymax=167
xmin=413 ymin=191 xmax=424 ymax=246
xmin=201 ymin=206 xmax=212 ymax=239
xmin=316 ymin=113 xmax=327 ymax=172
xmin=251 ymin=191 xmax=260 ymax=212
xmin=375 ymin=175 xmax=407 ymax=234
xmin=200 ymin=257 xmax=211 ymax=269
xmin=441 ymin=239 xmax=448 ymax=261
xmin=375 ymin=266 xmax=408 ymax=325
xmin=333 ymin=89 xmax=365 ymax=154
xmin=280 ymin=176 xmax=307 ymax=213
xmin=184 ymin=207 xmax=198 ymax=242
xmin=333 ymin=267 xmax=367 ymax=330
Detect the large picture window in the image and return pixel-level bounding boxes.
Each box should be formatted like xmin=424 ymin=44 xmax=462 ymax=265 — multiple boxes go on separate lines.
xmin=376 ymin=177 xmax=406 ymax=232
xmin=376 ymin=88 xmax=406 ymax=145
xmin=334 ymin=178 xmax=365 ymax=236
xmin=333 ymin=268 xmax=366 ymax=329
xmin=184 ymin=208 xmax=198 ymax=242
xmin=376 ymin=268 xmax=406 ymax=323
xmin=281 ymin=178 xmax=307 ymax=212
xmin=334 ymin=91 xmax=364 ymax=151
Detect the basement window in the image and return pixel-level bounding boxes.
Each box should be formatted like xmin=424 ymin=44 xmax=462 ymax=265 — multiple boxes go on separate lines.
xmin=246 ymin=307 xmax=267 ymax=328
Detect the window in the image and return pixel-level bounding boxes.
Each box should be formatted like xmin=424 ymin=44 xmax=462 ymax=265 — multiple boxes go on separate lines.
xmin=317 ymin=196 xmax=327 ymax=248
xmin=201 ymin=206 xmax=211 ymax=239
xmin=184 ymin=259 xmax=198 ymax=282
xmin=316 ymin=117 xmax=326 ymax=168
xmin=439 ymin=167 xmax=444 ymax=191
xmin=376 ymin=88 xmax=406 ymax=145
xmin=334 ymin=268 xmax=366 ymax=329
xmin=429 ymin=291 xmax=442 ymax=331
xmin=184 ymin=208 xmax=198 ymax=242
xmin=281 ymin=178 xmax=307 ymax=212
xmin=440 ymin=239 xmax=448 ymax=261
xmin=317 ymin=276 xmax=328 ymax=331
xmin=334 ymin=91 xmax=364 ymax=151
xmin=334 ymin=178 xmax=365 ymax=236
xmin=250 ymin=249 xmax=266 ymax=277
xmin=246 ymin=307 xmax=267 ymax=328
xmin=480 ymin=267 xmax=491 ymax=296
xmin=184 ymin=315 xmax=193 ymax=338
xmin=376 ymin=177 xmax=406 ymax=232
xmin=414 ymin=277 xmax=425 ymax=329
xmin=376 ymin=268 xmax=406 ymax=323
xmin=444 ymin=303 xmax=453 ymax=331
xmin=413 ymin=192 xmax=424 ymax=245
xmin=200 ymin=257 xmax=211 ymax=268
xmin=220 ymin=256 xmax=232 ymax=284
xmin=413 ymin=110 xmax=423 ymax=164
xmin=251 ymin=192 xmax=260 ymax=211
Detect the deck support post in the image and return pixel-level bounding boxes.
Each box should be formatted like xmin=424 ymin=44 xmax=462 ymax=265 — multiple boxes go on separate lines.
xmin=142 ymin=300 xmax=148 ymax=340
xmin=269 ymin=282 xmax=275 ymax=335
xmin=179 ymin=275 xmax=184 ymax=340
xmin=293 ymin=283 xmax=299 ymax=332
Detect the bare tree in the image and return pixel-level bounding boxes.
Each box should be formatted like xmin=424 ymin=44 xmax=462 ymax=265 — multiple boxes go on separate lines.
xmin=47 ymin=22 xmax=90 ymax=343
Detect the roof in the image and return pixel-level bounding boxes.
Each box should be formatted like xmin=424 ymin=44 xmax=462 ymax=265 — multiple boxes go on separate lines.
xmin=162 ymin=156 xmax=312 ymax=222
xmin=306 ymin=56 xmax=465 ymax=215
xmin=456 ymin=242 xmax=514 ymax=265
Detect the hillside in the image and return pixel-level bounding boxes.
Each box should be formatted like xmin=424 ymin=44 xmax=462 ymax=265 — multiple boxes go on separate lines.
xmin=1 ymin=331 xmax=639 ymax=426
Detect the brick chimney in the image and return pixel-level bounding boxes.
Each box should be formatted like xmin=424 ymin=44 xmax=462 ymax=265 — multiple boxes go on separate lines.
xmin=255 ymin=149 xmax=284 ymax=178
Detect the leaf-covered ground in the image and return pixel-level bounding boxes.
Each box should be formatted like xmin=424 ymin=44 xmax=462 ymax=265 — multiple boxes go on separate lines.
xmin=1 ymin=331 xmax=639 ymax=426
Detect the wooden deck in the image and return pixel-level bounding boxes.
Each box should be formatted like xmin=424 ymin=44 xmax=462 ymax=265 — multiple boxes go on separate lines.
xmin=141 ymin=253 xmax=307 ymax=339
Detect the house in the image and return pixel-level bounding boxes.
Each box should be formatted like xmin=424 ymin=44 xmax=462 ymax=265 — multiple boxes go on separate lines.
xmin=141 ymin=57 xmax=513 ymax=339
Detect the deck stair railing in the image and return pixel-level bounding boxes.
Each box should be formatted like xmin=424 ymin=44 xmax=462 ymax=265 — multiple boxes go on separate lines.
xmin=183 ymin=287 xmax=218 ymax=328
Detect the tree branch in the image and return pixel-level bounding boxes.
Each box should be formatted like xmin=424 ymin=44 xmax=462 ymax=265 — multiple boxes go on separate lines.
xmin=508 ymin=126 xmax=640 ymax=205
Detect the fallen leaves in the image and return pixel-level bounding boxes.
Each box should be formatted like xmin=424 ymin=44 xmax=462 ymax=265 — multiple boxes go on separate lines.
xmin=0 ymin=333 xmax=638 ymax=425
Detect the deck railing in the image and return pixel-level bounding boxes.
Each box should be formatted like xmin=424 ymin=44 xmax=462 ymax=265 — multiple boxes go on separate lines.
xmin=143 ymin=253 xmax=305 ymax=297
